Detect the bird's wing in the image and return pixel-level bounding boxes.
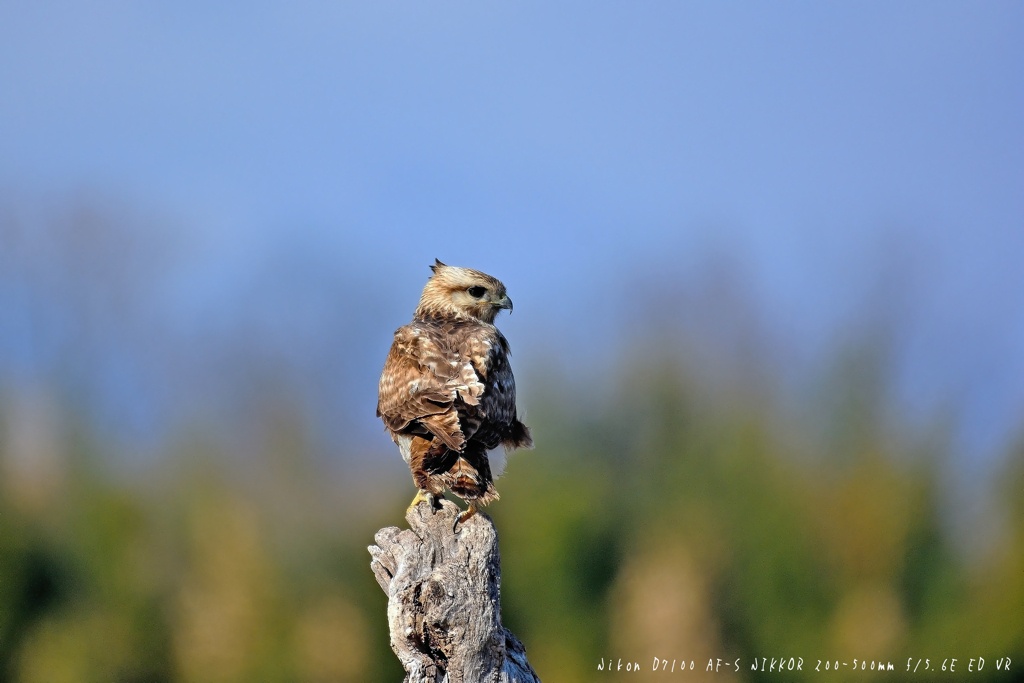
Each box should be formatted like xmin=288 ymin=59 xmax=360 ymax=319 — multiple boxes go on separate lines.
xmin=376 ymin=322 xmax=485 ymax=450
xmin=458 ymin=327 xmax=532 ymax=450
xmin=461 ymin=328 xmax=514 ymax=423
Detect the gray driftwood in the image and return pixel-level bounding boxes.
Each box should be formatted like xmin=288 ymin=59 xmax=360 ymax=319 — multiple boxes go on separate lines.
xmin=369 ymin=498 xmax=541 ymax=683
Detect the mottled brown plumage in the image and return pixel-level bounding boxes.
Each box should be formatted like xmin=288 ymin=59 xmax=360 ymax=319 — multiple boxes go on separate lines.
xmin=377 ymin=260 xmax=532 ymax=522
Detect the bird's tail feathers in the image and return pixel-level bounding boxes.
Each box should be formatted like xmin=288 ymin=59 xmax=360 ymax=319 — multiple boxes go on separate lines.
xmin=445 ymin=455 xmax=498 ymax=506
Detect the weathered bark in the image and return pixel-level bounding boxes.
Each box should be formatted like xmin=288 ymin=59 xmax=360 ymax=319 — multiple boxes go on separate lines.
xmin=369 ymin=498 xmax=541 ymax=683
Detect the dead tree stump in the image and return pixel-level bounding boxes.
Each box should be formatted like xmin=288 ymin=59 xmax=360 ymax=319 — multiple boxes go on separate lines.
xmin=369 ymin=498 xmax=541 ymax=683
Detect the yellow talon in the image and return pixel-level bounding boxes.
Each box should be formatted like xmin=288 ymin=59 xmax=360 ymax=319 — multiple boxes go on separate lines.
xmin=407 ymin=490 xmax=431 ymax=514
xmin=455 ymin=502 xmax=480 ymax=528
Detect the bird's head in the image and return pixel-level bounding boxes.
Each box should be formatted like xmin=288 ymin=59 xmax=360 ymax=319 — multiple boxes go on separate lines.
xmin=414 ymin=259 xmax=513 ymax=324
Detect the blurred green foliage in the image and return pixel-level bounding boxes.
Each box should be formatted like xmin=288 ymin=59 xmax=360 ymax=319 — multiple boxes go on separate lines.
xmin=1 ymin=352 xmax=1021 ymax=682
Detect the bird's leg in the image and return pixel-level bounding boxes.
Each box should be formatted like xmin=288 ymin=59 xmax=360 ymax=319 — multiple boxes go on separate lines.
xmin=407 ymin=490 xmax=432 ymax=514
xmin=455 ymin=501 xmax=480 ymax=529
xmin=407 ymin=489 xmax=446 ymax=515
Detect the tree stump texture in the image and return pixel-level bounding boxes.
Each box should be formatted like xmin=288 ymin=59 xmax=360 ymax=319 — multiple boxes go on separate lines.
xmin=369 ymin=498 xmax=541 ymax=683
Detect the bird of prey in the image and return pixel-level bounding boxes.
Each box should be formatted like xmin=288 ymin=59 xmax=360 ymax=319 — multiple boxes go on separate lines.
xmin=377 ymin=260 xmax=532 ymax=524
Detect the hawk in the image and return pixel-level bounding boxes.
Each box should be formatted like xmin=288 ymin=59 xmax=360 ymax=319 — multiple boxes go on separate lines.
xmin=377 ymin=260 xmax=533 ymax=524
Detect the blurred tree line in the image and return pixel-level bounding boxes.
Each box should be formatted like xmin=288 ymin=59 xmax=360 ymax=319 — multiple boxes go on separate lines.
xmin=0 ymin=201 xmax=1021 ymax=681
xmin=1 ymin=354 xmax=1021 ymax=682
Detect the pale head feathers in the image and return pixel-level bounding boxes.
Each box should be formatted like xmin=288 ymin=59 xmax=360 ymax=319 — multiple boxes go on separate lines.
xmin=415 ymin=259 xmax=513 ymax=324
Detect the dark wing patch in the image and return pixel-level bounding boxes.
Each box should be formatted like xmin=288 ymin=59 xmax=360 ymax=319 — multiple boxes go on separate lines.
xmin=455 ymin=327 xmax=533 ymax=451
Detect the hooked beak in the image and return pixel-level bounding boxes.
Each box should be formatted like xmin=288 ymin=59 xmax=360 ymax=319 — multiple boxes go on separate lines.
xmin=497 ymin=295 xmax=513 ymax=314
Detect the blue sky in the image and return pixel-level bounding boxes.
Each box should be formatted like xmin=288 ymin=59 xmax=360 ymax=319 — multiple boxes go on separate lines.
xmin=0 ymin=2 xmax=1021 ymax=467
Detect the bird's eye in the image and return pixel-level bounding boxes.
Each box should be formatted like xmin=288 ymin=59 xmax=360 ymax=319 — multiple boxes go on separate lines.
xmin=468 ymin=286 xmax=486 ymax=298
